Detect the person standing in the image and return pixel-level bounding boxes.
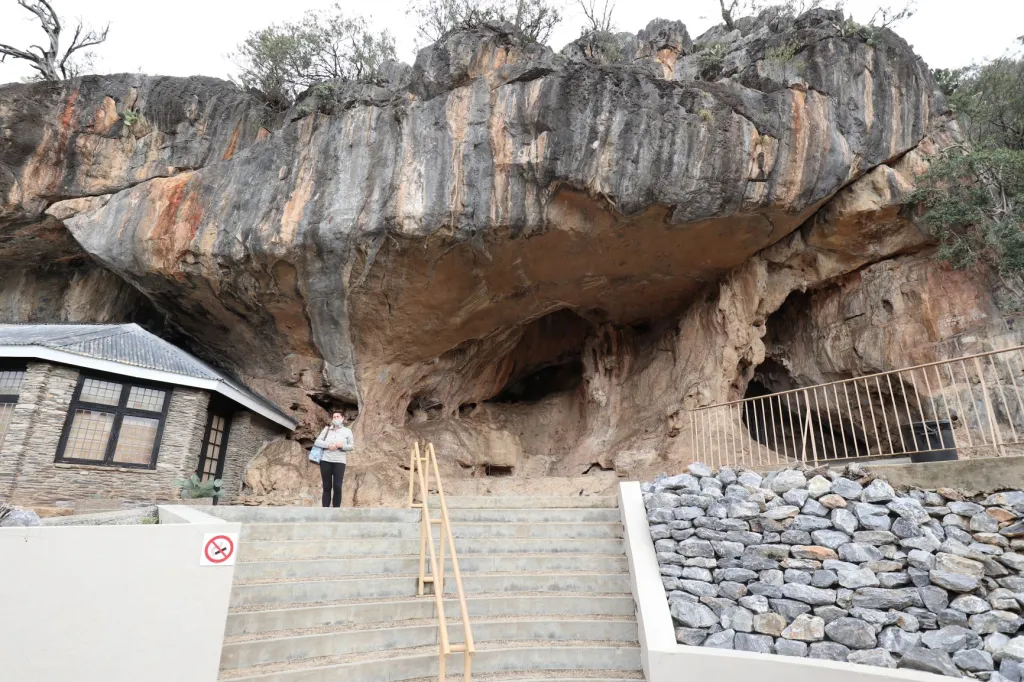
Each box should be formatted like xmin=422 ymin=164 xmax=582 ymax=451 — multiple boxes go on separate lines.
xmin=313 ymin=412 xmax=354 ymax=508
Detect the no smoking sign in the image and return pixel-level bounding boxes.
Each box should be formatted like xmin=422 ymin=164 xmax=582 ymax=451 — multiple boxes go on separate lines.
xmin=200 ymin=533 xmax=238 ymax=566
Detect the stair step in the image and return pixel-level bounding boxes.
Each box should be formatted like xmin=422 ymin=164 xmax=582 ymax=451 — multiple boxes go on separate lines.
xmin=431 ymin=497 xmax=618 ymax=509
xmin=209 ymin=507 xmax=421 ymax=523
xmin=221 ymin=618 xmax=638 ymax=669
xmin=225 ymin=594 xmax=637 ymax=636
xmin=240 ymin=522 xmax=622 ymax=541
xmin=229 ymin=573 xmax=631 ymax=607
xmin=239 ymin=537 xmax=624 ymax=561
xmin=234 ymin=554 xmax=629 ymax=581
xmin=218 ymin=642 xmax=640 ymax=681
xmin=443 ymin=508 xmax=621 ymax=523
xmin=403 ymin=675 xmax=643 ymax=682
xmin=401 ymin=671 xmax=638 ymax=675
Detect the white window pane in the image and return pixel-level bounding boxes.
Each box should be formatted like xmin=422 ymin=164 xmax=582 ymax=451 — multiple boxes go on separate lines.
xmin=0 ymin=401 xmax=15 ymax=448
xmin=113 ymin=416 xmax=160 ymax=465
xmin=0 ymin=371 xmax=25 ymax=394
xmin=126 ymin=387 xmax=166 ymax=412
xmin=64 ymin=410 xmax=115 ymax=460
xmin=80 ymin=379 xmax=123 ymax=406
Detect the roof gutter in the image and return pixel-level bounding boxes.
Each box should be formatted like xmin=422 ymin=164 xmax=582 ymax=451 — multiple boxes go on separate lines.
xmin=0 ymin=346 xmax=297 ymax=431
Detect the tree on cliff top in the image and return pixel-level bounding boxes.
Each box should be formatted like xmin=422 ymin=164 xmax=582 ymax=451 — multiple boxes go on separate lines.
xmin=716 ymin=0 xmax=914 ymax=31
xmin=233 ymin=4 xmax=396 ymax=107
xmin=0 ymin=0 xmax=109 ymax=81
xmin=408 ymin=0 xmax=562 ymax=47
xmin=917 ymin=55 xmax=1024 ymax=287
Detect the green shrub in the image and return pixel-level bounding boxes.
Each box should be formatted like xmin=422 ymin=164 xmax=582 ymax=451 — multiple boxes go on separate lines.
xmin=175 ymin=473 xmax=223 ymax=499
xmin=121 ymin=109 xmax=140 ymax=127
xmin=764 ymin=39 xmax=798 ymax=63
xmin=698 ymin=108 xmax=713 ymax=123
xmin=698 ymin=42 xmax=729 ymax=81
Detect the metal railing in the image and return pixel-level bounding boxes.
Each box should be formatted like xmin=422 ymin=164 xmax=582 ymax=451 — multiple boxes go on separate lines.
xmin=689 ymin=345 xmax=1024 ymax=468
xmin=407 ymin=441 xmax=475 ymax=681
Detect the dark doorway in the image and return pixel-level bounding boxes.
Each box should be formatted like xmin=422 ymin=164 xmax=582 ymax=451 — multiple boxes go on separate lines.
xmin=196 ymin=405 xmax=233 ymax=503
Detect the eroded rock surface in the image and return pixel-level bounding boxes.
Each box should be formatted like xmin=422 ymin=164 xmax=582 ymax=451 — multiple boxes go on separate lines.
xmin=0 ymin=11 xmax=1005 ymax=502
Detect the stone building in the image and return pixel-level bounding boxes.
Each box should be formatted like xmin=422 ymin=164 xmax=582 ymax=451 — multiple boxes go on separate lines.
xmin=0 ymin=324 xmax=295 ymax=509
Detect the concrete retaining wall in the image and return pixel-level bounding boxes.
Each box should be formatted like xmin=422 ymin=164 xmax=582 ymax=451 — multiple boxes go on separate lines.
xmin=0 ymin=505 xmax=239 ymax=682
xmin=617 ymin=481 xmax=946 ymax=682
xmin=864 ymin=455 xmax=1024 ymax=493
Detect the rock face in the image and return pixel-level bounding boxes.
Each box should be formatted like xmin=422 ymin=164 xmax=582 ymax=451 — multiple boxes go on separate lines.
xmin=648 ymin=463 xmax=1024 ymax=676
xmin=0 ymin=9 xmax=1000 ymax=502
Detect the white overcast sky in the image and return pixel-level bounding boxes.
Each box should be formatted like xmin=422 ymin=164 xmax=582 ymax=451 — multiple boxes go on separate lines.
xmin=0 ymin=0 xmax=1020 ymax=85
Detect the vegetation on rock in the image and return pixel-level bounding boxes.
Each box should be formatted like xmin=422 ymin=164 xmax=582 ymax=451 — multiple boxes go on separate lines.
xmin=918 ymin=53 xmax=1024 ymax=285
xmin=407 ymin=0 xmax=562 ymax=47
xmin=233 ymin=3 xmax=396 ymax=106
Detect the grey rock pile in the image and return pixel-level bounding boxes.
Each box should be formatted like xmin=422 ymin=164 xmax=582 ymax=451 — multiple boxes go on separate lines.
xmin=645 ymin=464 xmax=1024 ymax=678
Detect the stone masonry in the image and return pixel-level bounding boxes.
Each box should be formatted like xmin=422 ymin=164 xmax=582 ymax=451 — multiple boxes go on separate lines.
xmin=645 ymin=463 xmax=1024 ymax=679
xmin=221 ymin=410 xmax=284 ymax=503
xmin=1 ymin=362 xmax=210 ymax=507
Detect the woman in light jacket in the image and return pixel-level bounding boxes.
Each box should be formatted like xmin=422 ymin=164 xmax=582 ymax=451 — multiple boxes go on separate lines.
xmin=314 ymin=411 xmax=354 ymax=507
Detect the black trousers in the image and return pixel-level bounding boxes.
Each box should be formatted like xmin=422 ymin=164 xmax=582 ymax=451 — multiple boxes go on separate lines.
xmin=319 ymin=460 xmax=346 ymax=508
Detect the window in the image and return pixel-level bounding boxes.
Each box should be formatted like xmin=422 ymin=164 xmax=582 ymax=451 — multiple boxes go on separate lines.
xmin=56 ymin=375 xmax=171 ymax=468
xmin=196 ymin=410 xmax=232 ymax=483
xmin=0 ymin=366 xmax=25 ymax=449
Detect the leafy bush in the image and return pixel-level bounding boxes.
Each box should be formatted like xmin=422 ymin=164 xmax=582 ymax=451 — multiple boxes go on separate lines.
xmin=764 ymin=39 xmax=799 ymax=63
xmin=917 ymin=55 xmax=1024 ymax=284
xmin=121 ymin=110 xmax=140 ymax=127
xmin=698 ymin=109 xmax=714 ymax=123
xmin=232 ymin=3 xmax=396 ymax=107
xmin=698 ymin=43 xmax=729 ymax=80
xmin=408 ymin=0 xmax=561 ymax=47
xmin=175 ymin=474 xmax=223 ymax=499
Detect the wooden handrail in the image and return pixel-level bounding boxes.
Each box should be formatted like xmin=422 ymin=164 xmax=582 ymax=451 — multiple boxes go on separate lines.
xmin=407 ymin=441 xmax=475 ymax=681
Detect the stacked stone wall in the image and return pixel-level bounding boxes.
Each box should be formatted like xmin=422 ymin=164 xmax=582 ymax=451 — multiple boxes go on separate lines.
xmin=646 ymin=463 xmax=1024 ymax=677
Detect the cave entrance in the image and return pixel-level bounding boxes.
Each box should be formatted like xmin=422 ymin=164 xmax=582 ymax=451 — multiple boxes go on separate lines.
xmin=742 ymin=373 xmax=868 ymax=461
xmin=482 ymin=309 xmax=589 ymax=406
xmin=741 ymin=290 xmax=915 ymax=462
xmin=489 ymin=359 xmax=584 ymax=403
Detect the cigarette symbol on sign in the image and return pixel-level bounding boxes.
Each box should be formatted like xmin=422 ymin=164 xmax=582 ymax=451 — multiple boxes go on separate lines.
xmin=204 ymin=535 xmax=234 ymax=564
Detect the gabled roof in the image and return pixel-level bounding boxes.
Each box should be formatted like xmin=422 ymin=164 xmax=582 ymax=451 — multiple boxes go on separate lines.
xmin=0 ymin=324 xmax=296 ymax=430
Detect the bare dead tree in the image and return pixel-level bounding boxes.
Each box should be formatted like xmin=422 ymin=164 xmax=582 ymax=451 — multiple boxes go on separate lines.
xmin=866 ymin=1 xmax=916 ymax=29
xmin=576 ymin=0 xmax=615 ymax=33
xmin=0 ymin=0 xmax=109 ymax=81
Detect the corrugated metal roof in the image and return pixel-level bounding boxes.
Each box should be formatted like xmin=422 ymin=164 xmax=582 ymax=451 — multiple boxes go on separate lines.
xmin=0 ymin=323 xmax=294 ymax=426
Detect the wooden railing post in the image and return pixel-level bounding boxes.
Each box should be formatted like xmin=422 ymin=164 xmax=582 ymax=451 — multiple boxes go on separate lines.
xmin=407 ymin=441 xmax=474 ymax=681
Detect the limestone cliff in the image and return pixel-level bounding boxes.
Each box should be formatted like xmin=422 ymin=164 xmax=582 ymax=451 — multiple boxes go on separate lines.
xmin=0 ymin=9 xmax=1006 ymax=504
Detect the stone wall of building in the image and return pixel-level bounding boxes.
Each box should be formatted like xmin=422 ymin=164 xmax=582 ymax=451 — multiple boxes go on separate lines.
xmin=0 ymin=361 xmax=210 ymax=508
xmin=0 ymin=362 xmax=48 ymax=500
xmin=221 ymin=411 xmax=286 ymax=503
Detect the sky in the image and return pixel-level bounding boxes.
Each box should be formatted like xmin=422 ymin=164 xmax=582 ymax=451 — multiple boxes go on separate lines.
xmin=0 ymin=0 xmax=1021 ymax=85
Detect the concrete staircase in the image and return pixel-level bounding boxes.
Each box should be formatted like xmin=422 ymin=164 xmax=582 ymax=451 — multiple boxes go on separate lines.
xmin=213 ymin=496 xmax=643 ymax=681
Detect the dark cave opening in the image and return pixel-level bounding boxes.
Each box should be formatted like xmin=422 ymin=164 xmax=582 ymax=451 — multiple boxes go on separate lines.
xmin=742 ymin=372 xmax=869 ymax=462
xmin=488 ymin=358 xmax=584 ymax=403
xmin=483 ymin=308 xmax=590 ymax=406
xmin=310 ymin=394 xmax=359 ymax=422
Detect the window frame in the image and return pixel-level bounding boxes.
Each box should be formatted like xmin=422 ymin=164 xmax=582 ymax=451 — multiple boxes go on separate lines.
xmin=196 ymin=407 xmax=233 ymax=484
xmin=0 ymin=360 xmax=27 ymax=403
xmin=0 ymin=361 xmax=27 ymax=449
xmin=55 ymin=371 xmax=173 ymax=470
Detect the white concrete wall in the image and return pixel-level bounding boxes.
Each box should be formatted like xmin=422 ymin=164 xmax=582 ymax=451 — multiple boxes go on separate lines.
xmin=617 ymin=482 xmax=947 ymax=682
xmin=0 ymin=505 xmax=239 ymax=682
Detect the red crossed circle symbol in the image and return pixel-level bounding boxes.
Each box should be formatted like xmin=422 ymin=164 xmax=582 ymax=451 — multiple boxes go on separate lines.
xmin=204 ymin=535 xmax=234 ymax=564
